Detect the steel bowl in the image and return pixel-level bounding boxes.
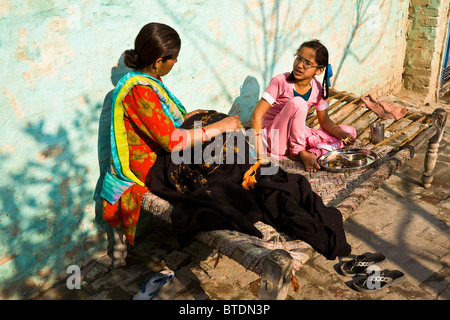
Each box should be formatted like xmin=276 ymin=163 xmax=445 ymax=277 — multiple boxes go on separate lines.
xmin=340 ymin=152 xmax=368 ymax=167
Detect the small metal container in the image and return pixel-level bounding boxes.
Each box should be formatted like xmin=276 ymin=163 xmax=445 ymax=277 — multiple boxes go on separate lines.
xmin=370 ymin=123 xmax=385 ymax=144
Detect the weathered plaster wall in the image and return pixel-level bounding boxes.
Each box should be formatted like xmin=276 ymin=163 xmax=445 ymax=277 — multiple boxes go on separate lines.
xmin=0 ymin=0 xmax=409 ymax=299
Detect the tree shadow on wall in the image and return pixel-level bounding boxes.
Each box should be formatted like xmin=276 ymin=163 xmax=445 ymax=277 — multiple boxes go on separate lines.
xmin=158 ymin=0 xmax=394 ymax=100
xmin=157 ymin=0 xmax=314 ymax=106
xmin=0 ymin=103 xmax=106 ymax=299
xmin=332 ymin=0 xmax=391 ymax=87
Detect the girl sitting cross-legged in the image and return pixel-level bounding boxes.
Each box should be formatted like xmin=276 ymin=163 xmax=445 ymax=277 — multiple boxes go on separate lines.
xmin=250 ymin=40 xmax=357 ymax=172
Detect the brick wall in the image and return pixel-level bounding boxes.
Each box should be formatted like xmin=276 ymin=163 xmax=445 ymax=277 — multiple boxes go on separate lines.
xmin=403 ymin=0 xmax=450 ymax=103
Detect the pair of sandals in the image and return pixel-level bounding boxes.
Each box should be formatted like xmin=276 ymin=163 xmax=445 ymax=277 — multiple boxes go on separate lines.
xmin=339 ymin=252 xmax=406 ymax=292
xmin=133 ymin=269 xmax=175 ymax=300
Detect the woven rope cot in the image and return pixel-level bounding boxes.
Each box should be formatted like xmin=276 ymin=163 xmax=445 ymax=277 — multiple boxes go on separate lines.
xmin=114 ymin=89 xmax=447 ymax=300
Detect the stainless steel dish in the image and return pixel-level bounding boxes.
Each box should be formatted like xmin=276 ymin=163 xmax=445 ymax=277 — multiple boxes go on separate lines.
xmin=318 ymin=148 xmax=378 ymax=172
xmin=336 ymin=152 xmax=368 ymax=167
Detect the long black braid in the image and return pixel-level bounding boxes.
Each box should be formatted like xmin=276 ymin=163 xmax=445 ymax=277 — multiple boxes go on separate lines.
xmin=322 ymin=63 xmax=330 ymax=100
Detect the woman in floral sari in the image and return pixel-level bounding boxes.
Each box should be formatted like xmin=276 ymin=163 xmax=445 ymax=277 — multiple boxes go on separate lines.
xmin=100 ymin=23 xmax=241 ymax=245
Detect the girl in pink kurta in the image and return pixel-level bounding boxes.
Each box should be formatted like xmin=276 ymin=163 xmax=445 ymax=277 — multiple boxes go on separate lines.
xmin=250 ymin=40 xmax=356 ymax=172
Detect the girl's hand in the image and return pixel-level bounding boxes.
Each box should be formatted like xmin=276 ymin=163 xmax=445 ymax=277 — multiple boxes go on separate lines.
xmin=330 ymin=124 xmax=356 ymax=146
xmin=341 ymin=133 xmax=356 ymax=146
xmin=184 ymin=109 xmax=208 ymax=120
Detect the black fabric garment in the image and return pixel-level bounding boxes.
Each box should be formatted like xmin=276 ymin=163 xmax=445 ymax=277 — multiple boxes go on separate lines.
xmin=150 ymin=111 xmax=351 ymax=260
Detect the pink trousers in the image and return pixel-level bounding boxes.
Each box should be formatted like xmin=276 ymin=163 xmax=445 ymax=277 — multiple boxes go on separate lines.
xmin=263 ymin=97 xmax=357 ymax=159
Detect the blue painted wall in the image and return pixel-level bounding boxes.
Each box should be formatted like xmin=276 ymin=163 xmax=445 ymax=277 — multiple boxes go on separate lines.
xmin=0 ymin=0 xmax=409 ymax=298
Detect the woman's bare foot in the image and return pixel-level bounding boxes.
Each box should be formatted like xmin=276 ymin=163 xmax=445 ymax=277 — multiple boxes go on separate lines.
xmin=299 ymin=150 xmax=320 ymax=172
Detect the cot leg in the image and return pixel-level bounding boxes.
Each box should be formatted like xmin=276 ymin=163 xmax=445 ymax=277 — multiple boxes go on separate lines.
xmin=422 ymin=108 xmax=447 ymax=189
xmin=258 ymin=249 xmax=294 ymax=300
xmin=112 ymin=228 xmax=127 ymax=268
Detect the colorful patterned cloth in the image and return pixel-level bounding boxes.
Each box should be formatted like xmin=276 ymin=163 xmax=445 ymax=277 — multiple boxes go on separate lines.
xmin=101 ymin=71 xmax=186 ymax=204
xmin=101 ymin=72 xmax=186 ymax=245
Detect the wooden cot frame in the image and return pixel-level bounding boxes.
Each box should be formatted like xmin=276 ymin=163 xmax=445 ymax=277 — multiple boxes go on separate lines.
xmin=110 ymin=89 xmax=447 ymax=300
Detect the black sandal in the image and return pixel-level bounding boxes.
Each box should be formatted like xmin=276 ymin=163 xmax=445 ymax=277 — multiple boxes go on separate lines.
xmin=339 ymin=252 xmax=386 ymax=276
xmin=352 ymin=269 xmax=406 ymax=292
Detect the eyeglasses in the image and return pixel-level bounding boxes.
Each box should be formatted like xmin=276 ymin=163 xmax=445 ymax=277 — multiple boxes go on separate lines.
xmin=294 ymin=55 xmax=322 ymax=69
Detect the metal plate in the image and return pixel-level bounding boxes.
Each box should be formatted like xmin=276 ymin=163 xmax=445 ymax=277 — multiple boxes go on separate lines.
xmin=318 ymin=148 xmax=378 ymax=172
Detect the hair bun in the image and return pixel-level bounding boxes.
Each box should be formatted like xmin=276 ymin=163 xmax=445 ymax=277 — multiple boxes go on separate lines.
xmin=124 ymin=49 xmax=141 ymax=70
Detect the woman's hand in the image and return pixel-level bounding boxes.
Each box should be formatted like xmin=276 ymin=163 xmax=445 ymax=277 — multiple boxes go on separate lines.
xmin=184 ymin=109 xmax=209 ymax=120
xmin=186 ymin=115 xmax=240 ymax=148
xmin=215 ymin=114 xmax=242 ymax=132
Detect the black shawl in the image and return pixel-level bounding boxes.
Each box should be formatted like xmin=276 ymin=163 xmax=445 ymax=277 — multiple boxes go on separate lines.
xmin=150 ymin=111 xmax=351 ymax=260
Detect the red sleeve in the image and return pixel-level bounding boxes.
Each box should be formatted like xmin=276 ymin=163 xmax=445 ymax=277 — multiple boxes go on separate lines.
xmin=123 ymin=85 xmax=184 ymax=152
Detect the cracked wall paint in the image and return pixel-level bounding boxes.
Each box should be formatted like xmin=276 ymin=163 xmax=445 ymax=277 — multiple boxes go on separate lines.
xmin=0 ymin=0 xmax=410 ymax=299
